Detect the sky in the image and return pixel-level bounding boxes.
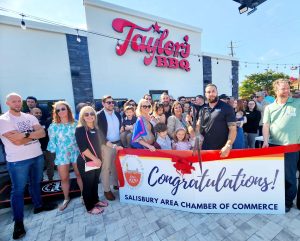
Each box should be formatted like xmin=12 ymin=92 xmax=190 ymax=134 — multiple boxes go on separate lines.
xmin=1 ymin=0 xmax=300 ymax=82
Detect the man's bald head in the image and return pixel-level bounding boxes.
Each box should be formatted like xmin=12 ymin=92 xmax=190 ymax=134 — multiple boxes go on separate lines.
xmin=5 ymin=93 xmax=23 ymax=113
xmin=31 ymin=107 xmax=42 ymax=120
xmin=6 ymin=93 xmax=22 ymax=102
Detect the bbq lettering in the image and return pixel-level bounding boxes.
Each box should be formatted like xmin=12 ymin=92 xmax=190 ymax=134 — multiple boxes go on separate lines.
xmin=112 ymin=18 xmax=191 ymax=72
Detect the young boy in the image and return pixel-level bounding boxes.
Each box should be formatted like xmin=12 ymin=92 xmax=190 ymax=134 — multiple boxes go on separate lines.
xmin=120 ymin=106 xmax=137 ymax=148
xmin=153 ymin=123 xmax=172 ymax=150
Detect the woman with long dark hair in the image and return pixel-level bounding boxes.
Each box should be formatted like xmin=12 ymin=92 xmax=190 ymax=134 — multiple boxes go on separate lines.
xmin=243 ymin=100 xmax=261 ymax=148
xmin=232 ymin=99 xmax=247 ymax=149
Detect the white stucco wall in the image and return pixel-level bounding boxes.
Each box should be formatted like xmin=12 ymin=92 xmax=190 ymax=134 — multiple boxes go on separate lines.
xmin=84 ymin=0 xmax=204 ymax=101
xmin=210 ymin=56 xmax=234 ymax=96
xmin=0 ymin=17 xmax=75 ymax=112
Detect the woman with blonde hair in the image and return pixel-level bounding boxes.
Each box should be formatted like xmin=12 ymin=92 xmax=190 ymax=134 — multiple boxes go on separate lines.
xmin=47 ymin=101 xmax=83 ymax=211
xmin=131 ymin=99 xmax=155 ymax=150
xmin=75 ymin=106 xmax=108 ymax=214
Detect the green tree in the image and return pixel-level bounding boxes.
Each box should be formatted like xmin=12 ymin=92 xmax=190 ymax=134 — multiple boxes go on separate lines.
xmin=239 ymin=71 xmax=289 ymax=99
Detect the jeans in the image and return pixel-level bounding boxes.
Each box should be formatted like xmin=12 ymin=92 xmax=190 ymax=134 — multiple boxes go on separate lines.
xmin=244 ymin=132 xmax=258 ymax=148
xmin=120 ymin=131 xmax=132 ymax=148
xmin=7 ymin=155 xmax=44 ymax=222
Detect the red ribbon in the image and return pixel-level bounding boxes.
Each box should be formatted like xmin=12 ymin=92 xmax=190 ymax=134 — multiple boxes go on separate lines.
xmin=115 ymin=144 xmax=300 ymax=188
xmin=171 ymin=156 xmax=195 ymax=175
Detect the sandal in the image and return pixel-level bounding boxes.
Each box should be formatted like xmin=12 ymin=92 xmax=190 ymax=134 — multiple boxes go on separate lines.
xmin=95 ymin=200 xmax=109 ymax=208
xmin=88 ymin=207 xmax=104 ymax=215
xmin=59 ymin=199 xmax=70 ymax=211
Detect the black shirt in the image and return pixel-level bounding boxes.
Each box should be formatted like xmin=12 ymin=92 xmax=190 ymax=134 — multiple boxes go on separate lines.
xmin=75 ymin=126 xmax=105 ymax=161
xmin=164 ymin=106 xmax=172 ymax=124
xmin=192 ymin=104 xmax=204 ymax=120
xmin=122 ymin=116 xmax=137 ymax=128
xmin=199 ymin=100 xmax=236 ymax=150
xmin=38 ymin=117 xmax=52 ymax=151
xmin=243 ymin=110 xmax=261 ymax=134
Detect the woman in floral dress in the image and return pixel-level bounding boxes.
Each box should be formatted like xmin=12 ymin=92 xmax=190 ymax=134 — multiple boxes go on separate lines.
xmin=47 ymin=101 xmax=83 ymax=211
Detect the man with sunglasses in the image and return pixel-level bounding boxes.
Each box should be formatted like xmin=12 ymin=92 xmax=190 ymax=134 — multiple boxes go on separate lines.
xmin=97 ymin=95 xmax=123 ymax=201
xmin=0 ymin=93 xmax=55 ymax=240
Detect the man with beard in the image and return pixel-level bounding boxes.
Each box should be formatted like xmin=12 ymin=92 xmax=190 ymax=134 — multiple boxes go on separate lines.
xmin=160 ymin=92 xmax=172 ymax=121
xmin=0 ymin=93 xmax=55 ymax=240
xmin=262 ymin=79 xmax=300 ymax=212
xmin=97 ymin=95 xmax=123 ymax=201
xmin=197 ymin=84 xmax=237 ymax=158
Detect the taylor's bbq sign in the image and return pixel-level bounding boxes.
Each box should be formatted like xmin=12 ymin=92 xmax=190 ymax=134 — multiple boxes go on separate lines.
xmin=112 ymin=18 xmax=191 ymax=72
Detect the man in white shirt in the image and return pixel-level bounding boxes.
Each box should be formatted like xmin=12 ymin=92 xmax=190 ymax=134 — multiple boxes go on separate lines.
xmin=97 ymin=95 xmax=123 ymax=201
xmin=0 ymin=93 xmax=54 ymax=240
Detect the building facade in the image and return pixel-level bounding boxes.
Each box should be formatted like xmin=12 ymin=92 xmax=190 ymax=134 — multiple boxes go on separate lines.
xmin=0 ymin=0 xmax=239 ymax=112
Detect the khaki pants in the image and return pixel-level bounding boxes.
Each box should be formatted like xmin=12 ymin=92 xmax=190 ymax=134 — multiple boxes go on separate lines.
xmin=100 ymin=144 xmax=119 ymax=192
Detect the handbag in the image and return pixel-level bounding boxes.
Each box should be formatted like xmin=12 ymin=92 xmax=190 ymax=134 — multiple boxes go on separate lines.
xmin=80 ymin=129 xmax=101 ymax=172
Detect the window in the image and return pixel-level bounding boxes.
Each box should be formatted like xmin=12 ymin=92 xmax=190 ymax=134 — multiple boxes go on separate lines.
xmin=149 ymin=90 xmax=168 ymax=101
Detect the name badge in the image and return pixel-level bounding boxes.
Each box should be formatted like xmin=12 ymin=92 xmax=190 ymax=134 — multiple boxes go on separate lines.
xmin=287 ymin=109 xmax=296 ymax=117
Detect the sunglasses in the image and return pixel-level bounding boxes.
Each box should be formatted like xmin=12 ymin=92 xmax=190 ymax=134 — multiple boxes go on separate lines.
xmin=56 ymin=107 xmax=67 ymax=113
xmin=84 ymin=112 xmax=95 ymax=117
xmin=142 ymin=105 xmax=151 ymax=109
xmin=105 ymin=101 xmax=115 ymax=105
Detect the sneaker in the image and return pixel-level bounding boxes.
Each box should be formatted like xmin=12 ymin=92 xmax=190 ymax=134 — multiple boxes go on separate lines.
xmin=33 ymin=203 xmax=57 ymax=214
xmin=13 ymin=221 xmax=26 ymax=240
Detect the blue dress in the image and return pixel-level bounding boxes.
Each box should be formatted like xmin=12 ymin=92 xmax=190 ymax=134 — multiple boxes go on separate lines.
xmin=233 ymin=117 xmax=245 ymax=149
xmin=47 ymin=121 xmax=79 ymax=166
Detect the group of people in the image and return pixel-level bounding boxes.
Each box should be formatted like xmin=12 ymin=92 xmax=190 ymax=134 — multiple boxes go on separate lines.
xmin=0 ymin=78 xmax=299 ymax=240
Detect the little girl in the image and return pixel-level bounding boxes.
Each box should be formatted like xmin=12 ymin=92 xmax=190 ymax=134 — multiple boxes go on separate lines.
xmin=172 ymin=128 xmax=193 ymax=150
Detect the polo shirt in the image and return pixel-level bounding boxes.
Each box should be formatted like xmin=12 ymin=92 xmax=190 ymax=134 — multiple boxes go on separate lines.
xmin=263 ymin=97 xmax=300 ymax=145
xmin=199 ymin=100 xmax=236 ymax=150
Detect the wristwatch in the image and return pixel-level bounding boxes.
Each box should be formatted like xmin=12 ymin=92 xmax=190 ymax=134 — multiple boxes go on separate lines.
xmin=112 ymin=144 xmax=117 ymax=149
xmin=24 ymin=131 xmax=30 ymax=138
